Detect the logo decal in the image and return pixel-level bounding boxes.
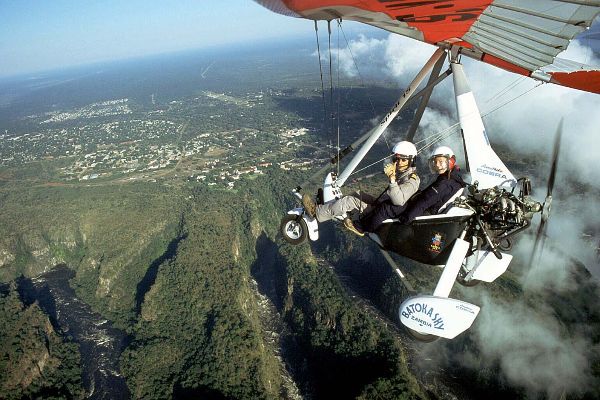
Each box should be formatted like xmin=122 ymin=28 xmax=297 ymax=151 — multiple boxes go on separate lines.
xmin=476 ymin=164 xmax=508 ymax=179
xmin=401 ymin=302 xmax=445 ymax=330
xmin=430 ymin=232 xmax=443 ymax=253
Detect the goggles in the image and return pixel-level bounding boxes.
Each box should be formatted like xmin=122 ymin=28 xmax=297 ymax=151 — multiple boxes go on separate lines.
xmin=394 ymin=154 xmax=411 ymax=161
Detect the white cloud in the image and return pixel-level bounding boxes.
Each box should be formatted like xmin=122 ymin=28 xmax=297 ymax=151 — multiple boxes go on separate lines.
xmin=332 ymin=31 xmax=600 ymax=396
xmin=329 ymin=34 xmax=600 ymax=185
xmin=329 ymin=33 xmax=600 ymax=280
xmin=472 ymin=294 xmax=592 ymax=398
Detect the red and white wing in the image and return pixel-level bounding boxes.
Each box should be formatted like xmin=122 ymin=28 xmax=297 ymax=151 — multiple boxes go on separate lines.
xmin=255 ymin=0 xmax=600 ymax=94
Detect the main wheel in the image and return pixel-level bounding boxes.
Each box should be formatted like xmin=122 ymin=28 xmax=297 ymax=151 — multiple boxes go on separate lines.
xmin=280 ymin=215 xmax=308 ymax=245
xmin=406 ymin=327 xmax=439 ymax=343
xmin=456 ymin=268 xmax=481 ymax=287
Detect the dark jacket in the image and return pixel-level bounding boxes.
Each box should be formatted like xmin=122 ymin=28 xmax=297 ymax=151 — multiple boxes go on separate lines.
xmin=397 ymin=170 xmax=465 ymax=224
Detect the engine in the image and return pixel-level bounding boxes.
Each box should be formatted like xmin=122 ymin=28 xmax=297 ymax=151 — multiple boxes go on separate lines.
xmin=456 ymin=178 xmax=543 ymax=252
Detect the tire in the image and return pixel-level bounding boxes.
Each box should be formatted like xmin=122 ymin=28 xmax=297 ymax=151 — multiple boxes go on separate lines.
xmin=280 ymin=214 xmax=308 ymax=245
xmin=406 ymin=327 xmax=439 ymax=343
xmin=497 ymin=237 xmax=512 ymax=252
xmin=456 ymin=269 xmax=481 ymax=287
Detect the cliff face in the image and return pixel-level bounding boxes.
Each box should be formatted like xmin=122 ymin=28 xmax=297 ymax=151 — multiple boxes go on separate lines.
xmin=0 ymin=183 xmax=182 ymax=327
xmin=0 ymin=176 xmax=303 ymax=396
xmin=4 ymin=169 xmax=597 ymax=399
xmin=0 ymin=286 xmax=84 ymax=399
xmin=0 ymin=170 xmax=428 ymax=399
xmin=119 ymin=184 xmax=291 ymax=399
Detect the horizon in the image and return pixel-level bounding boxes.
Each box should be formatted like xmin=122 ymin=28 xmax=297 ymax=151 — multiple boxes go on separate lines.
xmin=0 ymin=33 xmax=318 ymax=81
xmin=2 ymin=2 xmax=599 ymax=79
xmin=0 ymin=1 xmax=313 ymax=78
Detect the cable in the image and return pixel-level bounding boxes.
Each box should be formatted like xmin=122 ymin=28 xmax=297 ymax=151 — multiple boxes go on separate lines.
xmin=338 ymin=22 xmax=391 ymax=150
xmin=336 ymin=19 xmax=341 ymax=177
xmin=327 ymin=20 xmax=335 ymax=150
xmin=349 ymin=80 xmax=543 ymax=180
xmin=485 ymin=75 xmax=526 ymax=104
xmin=338 ymin=21 xmax=380 ymax=138
xmin=417 ymin=81 xmax=543 ymax=154
xmin=314 ymin=21 xmax=328 ymax=143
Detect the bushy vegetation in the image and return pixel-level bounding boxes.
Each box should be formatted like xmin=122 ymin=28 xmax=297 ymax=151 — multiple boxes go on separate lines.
xmin=2 ymin=40 xmax=598 ymax=399
xmin=275 ymin=242 xmax=425 ymax=399
xmin=120 ymin=182 xmax=285 ymax=399
xmin=0 ymin=286 xmax=84 ymax=399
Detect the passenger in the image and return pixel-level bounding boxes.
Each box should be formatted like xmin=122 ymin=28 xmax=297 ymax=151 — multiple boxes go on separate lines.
xmin=355 ymin=145 xmax=465 ymax=234
xmin=302 ymin=141 xmax=420 ymax=236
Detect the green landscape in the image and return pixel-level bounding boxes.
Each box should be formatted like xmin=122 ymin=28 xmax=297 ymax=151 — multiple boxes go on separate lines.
xmin=1 ymin=39 xmax=599 ymax=399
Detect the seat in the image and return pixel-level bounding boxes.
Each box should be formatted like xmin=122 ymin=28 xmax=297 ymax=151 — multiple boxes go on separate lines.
xmin=413 ymin=188 xmax=472 ymax=221
xmin=381 ymin=187 xmax=470 ymax=225
xmin=436 ymin=188 xmax=464 ymax=214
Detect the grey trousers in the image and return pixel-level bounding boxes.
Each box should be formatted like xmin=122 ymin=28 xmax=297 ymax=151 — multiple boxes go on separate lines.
xmin=315 ymin=192 xmax=376 ymax=222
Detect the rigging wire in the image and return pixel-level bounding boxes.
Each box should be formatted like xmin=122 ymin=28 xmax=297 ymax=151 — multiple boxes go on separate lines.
xmin=307 ymin=29 xmax=545 ymax=185
xmin=416 ymin=81 xmax=543 ymax=154
xmin=348 ymin=154 xmax=392 ymax=178
xmin=327 ymin=20 xmax=335 ymax=158
xmin=345 ymin=80 xmax=544 ymax=181
xmin=337 ymin=23 xmax=380 ymax=129
xmin=485 ymin=75 xmax=526 ymax=104
xmin=314 ymin=21 xmax=328 ymax=142
xmin=336 ymin=19 xmax=341 ymax=177
xmin=292 ymin=76 xmax=541 ymax=190
xmin=337 ymin=21 xmax=390 ymax=149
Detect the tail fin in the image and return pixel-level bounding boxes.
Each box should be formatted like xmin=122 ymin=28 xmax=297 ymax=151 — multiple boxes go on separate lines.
xmin=452 ymin=63 xmax=517 ymax=189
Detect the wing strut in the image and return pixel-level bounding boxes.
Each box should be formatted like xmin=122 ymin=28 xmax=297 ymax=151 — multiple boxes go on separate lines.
xmin=336 ymin=48 xmax=446 ymax=187
xmin=406 ymin=53 xmax=446 ymax=142
xmin=331 ymin=66 xmax=452 ymax=166
xmin=294 ymin=63 xmax=452 ymax=192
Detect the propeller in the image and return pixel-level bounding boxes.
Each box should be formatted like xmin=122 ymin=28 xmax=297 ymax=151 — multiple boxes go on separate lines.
xmin=530 ymin=119 xmax=563 ymax=260
xmin=529 ymin=119 xmax=563 ymax=267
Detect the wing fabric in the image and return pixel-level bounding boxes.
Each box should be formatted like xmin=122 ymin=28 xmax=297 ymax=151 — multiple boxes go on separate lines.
xmin=255 ymin=0 xmax=600 ymax=94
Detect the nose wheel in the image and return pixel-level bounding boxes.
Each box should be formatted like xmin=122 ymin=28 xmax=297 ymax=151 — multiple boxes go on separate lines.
xmin=280 ymin=214 xmax=308 ymax=245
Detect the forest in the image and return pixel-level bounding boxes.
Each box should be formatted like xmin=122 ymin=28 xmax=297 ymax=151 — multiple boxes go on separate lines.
xmin=1 ymin=36 xmax=599 ymax=399
xmin=1 ymin=160 xmax=598 ymax=399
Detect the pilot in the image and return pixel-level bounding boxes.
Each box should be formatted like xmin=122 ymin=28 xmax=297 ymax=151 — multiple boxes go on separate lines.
xmin=302 ymin=141 xmax=420 ymax=236
xmin=354 ymin=145 xmax=465 ymax=234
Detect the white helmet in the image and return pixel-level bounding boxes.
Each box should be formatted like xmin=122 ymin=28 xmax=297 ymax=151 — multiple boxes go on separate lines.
xmin=392 ymin=141 xmax=417 ymax=158
xmin=430 ymin=145 xmax=454 ymax=159
xmin=429 ymin=145 xmax=456 ymax=173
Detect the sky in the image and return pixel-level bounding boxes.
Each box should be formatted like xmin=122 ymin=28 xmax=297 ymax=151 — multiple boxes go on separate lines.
xmin=2 ymin=2 xmax=598 ymax=78
xmin=0 ymin=0 xmax=312 ymax=77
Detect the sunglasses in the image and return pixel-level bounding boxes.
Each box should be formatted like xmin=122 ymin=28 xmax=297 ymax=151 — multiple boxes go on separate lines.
xmin=394 ymin=155 xmax=411 ymax=161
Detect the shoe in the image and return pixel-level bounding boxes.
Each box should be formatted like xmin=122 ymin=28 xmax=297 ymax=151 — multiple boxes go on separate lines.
xmin=344 ymin=218 xmax=364 ymax=237
xmin=302 ymin=194 xmax=316 ymax=218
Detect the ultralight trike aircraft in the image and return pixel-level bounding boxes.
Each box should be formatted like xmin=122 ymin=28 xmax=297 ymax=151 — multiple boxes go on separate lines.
xmin=257 ymin=0 xmax=600 ymax=341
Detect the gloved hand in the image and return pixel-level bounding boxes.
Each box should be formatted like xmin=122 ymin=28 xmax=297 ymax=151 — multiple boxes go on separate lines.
xmin=383 ymin=163 xmax=396 ymax=180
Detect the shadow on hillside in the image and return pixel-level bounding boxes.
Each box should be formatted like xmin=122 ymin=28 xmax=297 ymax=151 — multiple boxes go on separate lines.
xmin=311 ymin=221 xmax=413 ymax=321
xmin=134 ymin=233 xmax=188 ymax=315
xmin=250 ymin=230 xmax=408 ymax=399
xmin=250 ymin=232 xmax=312 ymax=398
xmin=17 ymin=270 xmax=62 ymax=329
xmin=250 ymin=232 xmax=285 ymax=309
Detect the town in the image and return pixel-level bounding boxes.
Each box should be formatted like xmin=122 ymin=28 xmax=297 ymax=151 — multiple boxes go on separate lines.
xmin=0 ymin=92 xmax=330 ymax=189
